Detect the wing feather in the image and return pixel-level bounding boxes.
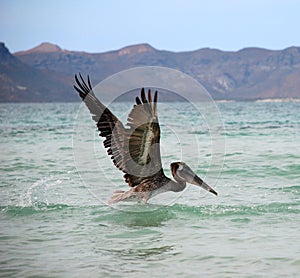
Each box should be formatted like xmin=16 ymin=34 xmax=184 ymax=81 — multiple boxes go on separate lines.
xmin=124 ymin=88 xmax=163 ymax=186
xmin=74 ymin=73 xmax=126 ymax=172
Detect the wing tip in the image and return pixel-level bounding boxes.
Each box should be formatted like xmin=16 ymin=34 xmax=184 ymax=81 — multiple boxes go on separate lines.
xmin=137 ymin=87 xmax=159 ymax=114
xmin=136 ymin=96 xmax=142 ymax=105
xmin=153 ymin=90 xmax=158 ymax=113
xmin=141 ymin=88 xmax=147 ymax=103
xmin=74 ymin=73 xmax=93 ymax=99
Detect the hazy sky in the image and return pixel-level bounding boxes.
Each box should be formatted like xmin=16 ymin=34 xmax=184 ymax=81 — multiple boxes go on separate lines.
xmin=1 ymin=0 xmax=299 ymax=53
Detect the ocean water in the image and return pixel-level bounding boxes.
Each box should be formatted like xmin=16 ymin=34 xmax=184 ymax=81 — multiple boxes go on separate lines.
xmin=0 ymin=101 xmax=299 ymax=277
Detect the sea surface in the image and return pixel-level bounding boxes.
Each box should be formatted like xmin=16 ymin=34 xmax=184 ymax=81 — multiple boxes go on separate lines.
xmin=0 ymin=101 xmax=299 ymax=277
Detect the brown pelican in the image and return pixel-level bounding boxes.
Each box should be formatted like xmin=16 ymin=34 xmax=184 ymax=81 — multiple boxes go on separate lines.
xmin=74 ymin=74 xmax=218 ymax=204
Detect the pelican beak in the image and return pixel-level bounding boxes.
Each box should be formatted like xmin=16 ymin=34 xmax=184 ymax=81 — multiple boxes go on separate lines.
xmin=179 ymin=165 xmax=218 ymax=196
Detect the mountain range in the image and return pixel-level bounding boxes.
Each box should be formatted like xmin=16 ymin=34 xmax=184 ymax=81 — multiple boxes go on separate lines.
xmin=1 ymin=42 xmax=300 ymax=102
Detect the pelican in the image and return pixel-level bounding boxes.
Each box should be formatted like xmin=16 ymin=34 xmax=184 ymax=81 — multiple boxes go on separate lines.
xmin=74 ymin=74 xmax=218 ymax=204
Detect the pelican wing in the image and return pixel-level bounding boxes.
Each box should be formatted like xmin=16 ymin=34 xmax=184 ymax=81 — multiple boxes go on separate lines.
xmin=123 ymin=88 xmax=163 ymax=187
xmin=74 ymin=74 xmax=164 ymax=187
xmin=74 ymin=74 xmax=126 ymax=171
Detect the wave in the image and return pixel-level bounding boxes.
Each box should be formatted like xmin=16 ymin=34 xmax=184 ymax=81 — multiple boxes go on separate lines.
xmin=168 ymin=202 xmax=300 ymax=216
xmin=2 ymin=200 xmax=298 ymax=219
xmin=0 ymin=202 xmax=73 ymax=216
xmin=255 ymin=98 xmax=300 ymax=103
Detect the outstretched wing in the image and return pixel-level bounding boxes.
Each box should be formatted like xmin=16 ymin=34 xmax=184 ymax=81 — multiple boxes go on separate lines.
xmin=123 ymin=88 xmax=164 ymax=187
xmin=74 ymin=74 xmax=164 ymax=187
xmin=74 ymin=73 xmax=126 ymax=171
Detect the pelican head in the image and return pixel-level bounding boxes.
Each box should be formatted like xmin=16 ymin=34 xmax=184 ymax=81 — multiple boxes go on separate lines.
xmin=170 ymin=162 xmax=218 ymax=196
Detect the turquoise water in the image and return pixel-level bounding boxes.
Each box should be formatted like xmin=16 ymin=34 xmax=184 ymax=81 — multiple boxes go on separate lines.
xmin=0 ymin=101 xmax=299 ymax=277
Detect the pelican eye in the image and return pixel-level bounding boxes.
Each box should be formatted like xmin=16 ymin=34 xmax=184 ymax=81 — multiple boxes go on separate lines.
xmin=178 ymin=163 xmax=184 ymax=171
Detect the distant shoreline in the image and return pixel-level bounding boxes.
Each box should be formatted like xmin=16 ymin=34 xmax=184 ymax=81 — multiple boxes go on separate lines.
xmin=216 ymin=98 xmax=300 ymax=103
xmin=1 ymin=98 xmax=300 ymax=104
xmin=254 ymin=98 xmax=300 ymax=103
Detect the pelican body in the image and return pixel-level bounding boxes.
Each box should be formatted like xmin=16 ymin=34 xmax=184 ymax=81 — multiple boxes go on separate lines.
xmin=74 ymin=74 xmax=217 ymax=204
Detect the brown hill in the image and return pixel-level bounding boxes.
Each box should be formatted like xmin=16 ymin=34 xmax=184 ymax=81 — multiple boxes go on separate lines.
xmin=15 ymin=42 xmax=62 ymax=55
xmin=0 ymin=42 xmax=76 ymax=102
xmin=15 ymin=42 xmax=300 ymax=100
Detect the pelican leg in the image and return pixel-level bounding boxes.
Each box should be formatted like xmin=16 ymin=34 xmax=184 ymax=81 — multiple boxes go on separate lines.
xmin=108 ymin=189 xmax=136 ymax=204
xmin=142 ymin=192 xmax=151 ymax=203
